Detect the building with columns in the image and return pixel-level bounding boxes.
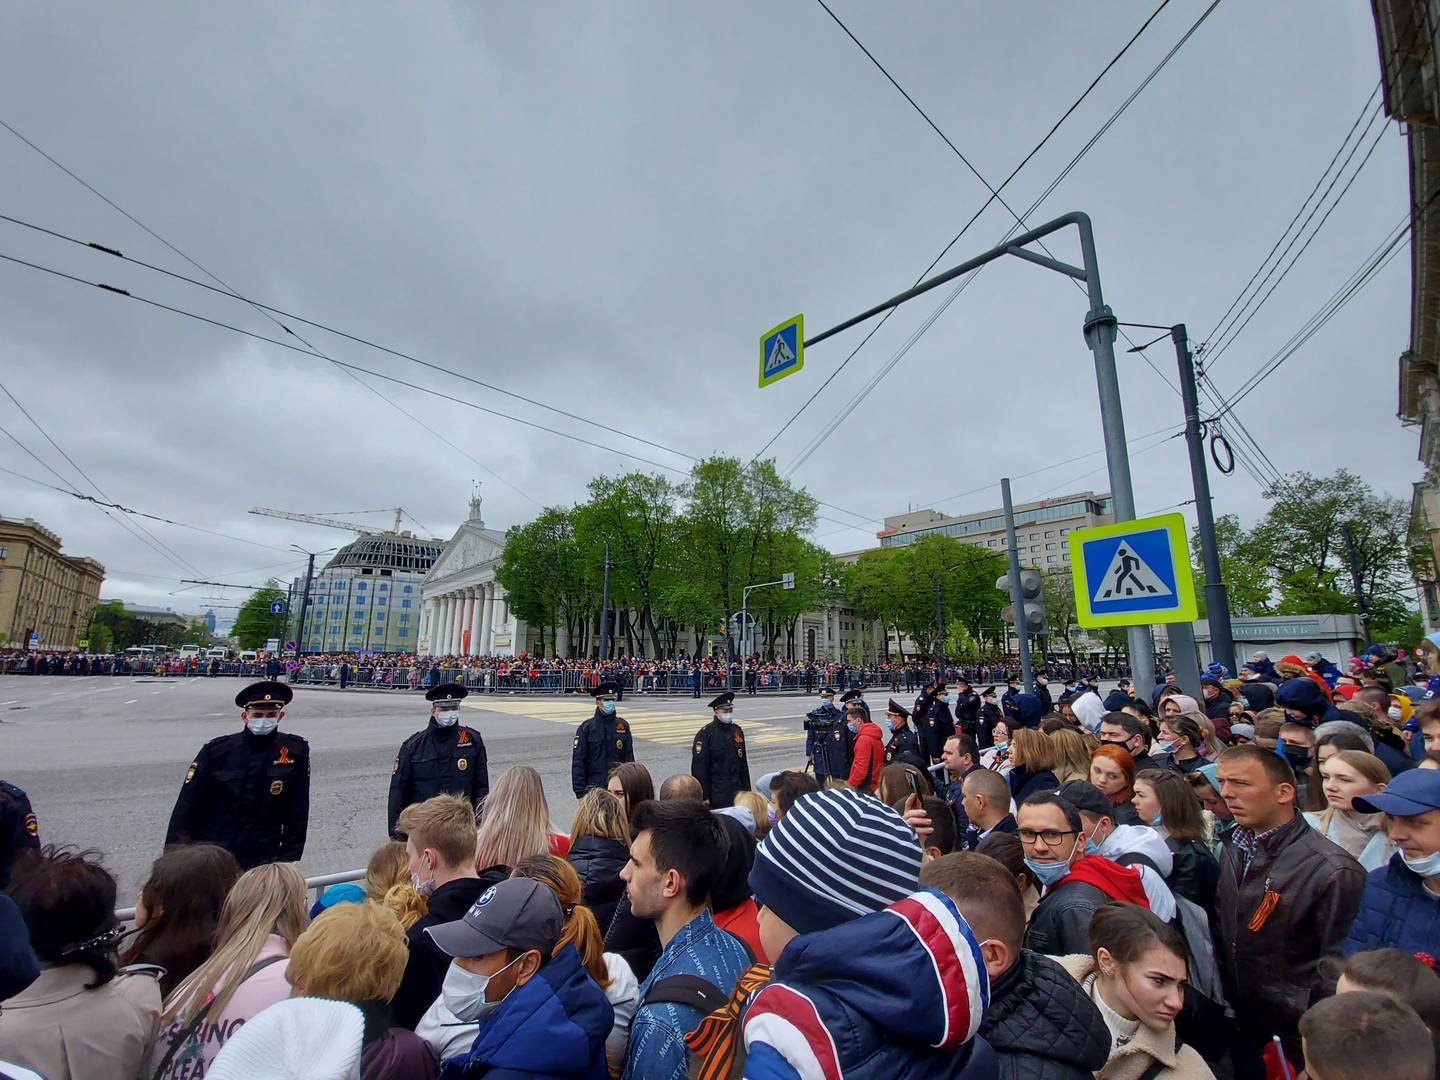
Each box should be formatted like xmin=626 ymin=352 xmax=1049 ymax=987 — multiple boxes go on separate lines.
xmin=294 ymin=531 xmax=442 ymax=653
xmin=418 ymin=494 xmax=526 ymax=657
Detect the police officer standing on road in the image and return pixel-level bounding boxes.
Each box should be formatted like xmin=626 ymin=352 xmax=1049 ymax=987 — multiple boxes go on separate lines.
xmin=804 ymin=686 xmax=847 ymax=784
xmin=692 ymin=691 xmax=749 ymax=808
xmin=951 ymin=676 xmax=980 ymax=741
xmin=0 ymin=779 xmax=40 ymax=888
xmin=839 ymin=687 xmax=869 ymax=723
xmin=884 ymin=699 xmax=921 ymax=764
xmin=388 ymin=682 xmax=489 ymax=837
xmin=571 ymin=681 xmax=634 ymax=798
xmin=165 ymin=680 xmax=310 ymax=870
xmin=916 ymin=680 xmax=954 ymax=764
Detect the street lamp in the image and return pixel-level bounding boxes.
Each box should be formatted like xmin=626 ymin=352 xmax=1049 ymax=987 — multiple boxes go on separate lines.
xmin=738 ymin=572 xmax=795 ymax=689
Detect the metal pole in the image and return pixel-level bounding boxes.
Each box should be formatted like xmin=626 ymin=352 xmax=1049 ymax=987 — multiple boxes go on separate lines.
xmin=599 ymin=543 xmax=611 ymax=661
xmin=933 ymin=576 xmax=944 ymax=681
xmin=1001 ymin=478 xmax=1034 ymax=694
xmin=1073 ymin=216 xmax=1155 ymax=698
xmin=1173 ymin=324 xmax=1235 ymax=675
xmin=296 ymin=553 xmax=316 ymax=654
xmin=1342 ymin=524 xmax=1371 ymax=638
xmin=741 ymin=589 xmax=748 ymax=691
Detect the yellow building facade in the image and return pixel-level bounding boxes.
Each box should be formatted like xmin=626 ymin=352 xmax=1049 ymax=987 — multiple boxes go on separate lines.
xmin=0 ymin=517 xmax=105 ymax=651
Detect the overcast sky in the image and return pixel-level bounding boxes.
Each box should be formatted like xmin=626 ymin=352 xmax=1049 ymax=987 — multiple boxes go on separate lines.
xmin=0 ymin=2 xmax=1412 ymax=624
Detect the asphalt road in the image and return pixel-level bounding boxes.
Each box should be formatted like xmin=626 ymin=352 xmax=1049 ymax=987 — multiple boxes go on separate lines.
xmin=0 ymin=675 xmax=819 ymax=903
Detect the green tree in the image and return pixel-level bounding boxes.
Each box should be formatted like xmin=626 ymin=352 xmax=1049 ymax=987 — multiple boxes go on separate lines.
xmin=1190 ymin=514 xmax=1274 ymax=618
xmin=496 ymin=509 xmax=598 ymax=654
xmin=582 ymin=472 xmax=681 ymax=657
xmin=230 ymin=583 xmax=288 ymax=649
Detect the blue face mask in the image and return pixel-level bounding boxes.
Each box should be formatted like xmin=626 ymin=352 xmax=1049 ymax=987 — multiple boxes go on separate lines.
xmin=821 ymin=698 xmax=833 ymax=708
xmin=1150 ymin=812 xmax=1164 ymax=828
xmin=1084 ymin=838 xmax=1101 ymax=856
xmin=1402 ymin=850 xmax=1440 ymax=879
xmin=601 ymin=701 xmax=616 ymax=715
xmin=1023 ymin=857 xmax=1073 ymax=888
xmin=1215 ymin=818 xmax=1236 ymax=835
xmin=847 ymin=720 xmax=860 ymax=734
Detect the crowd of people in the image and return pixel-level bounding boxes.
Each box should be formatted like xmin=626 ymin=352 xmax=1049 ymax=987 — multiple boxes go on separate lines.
xmin=2 ymin=639 xmax=1439 ymax=1079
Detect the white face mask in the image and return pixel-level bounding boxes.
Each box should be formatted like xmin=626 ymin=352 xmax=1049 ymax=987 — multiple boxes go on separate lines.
xmin=441 ymin=955 xmax=520 ymax=1022
xmin=1389 ymin=706 xmax=1404 ymax=721
xmin=245 ymin=713 xmax=279 ymax=736
xmin=434 ymin=709 xmax=460 ymax=727
xmin=718 ymin=710 xmax=734 ymax=724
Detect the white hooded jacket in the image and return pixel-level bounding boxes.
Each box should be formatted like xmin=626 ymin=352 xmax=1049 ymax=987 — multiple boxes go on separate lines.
xmin=1093 ymin=823 xmax=1177 ymax=921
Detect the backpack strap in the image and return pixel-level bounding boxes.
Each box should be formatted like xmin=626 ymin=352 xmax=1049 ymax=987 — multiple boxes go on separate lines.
xmin=643 ymin=974 xmax=729 ymax=1012
xmin=1113 ymin=851 xmax=1163 ymax=875
xmin=682 ymin=963 xmax=774 ymax=1080
xmin=151 ymin=954 xmax=287 ymax=1079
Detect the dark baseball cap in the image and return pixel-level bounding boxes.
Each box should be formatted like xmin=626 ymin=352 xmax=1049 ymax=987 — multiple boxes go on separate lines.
xmin=425 ymin=878 xmax=563 ymax=959
xmin=1056 ymin=779 xmax=1114 ymax=820
xmin=1353 ymin=770 xmax=1440 ymax=818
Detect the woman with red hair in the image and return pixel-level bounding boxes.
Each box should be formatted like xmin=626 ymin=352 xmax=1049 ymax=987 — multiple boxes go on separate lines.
xmin=1088 ymin=743 xmax=1141 ymax=825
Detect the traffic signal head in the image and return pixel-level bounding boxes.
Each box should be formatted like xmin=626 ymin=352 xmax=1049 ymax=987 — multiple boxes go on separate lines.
xmin=997 ymin=570 xmax=1048 ymax=636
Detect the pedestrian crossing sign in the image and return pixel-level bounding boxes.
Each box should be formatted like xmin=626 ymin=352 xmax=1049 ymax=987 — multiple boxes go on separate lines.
xmin=1069 ymin=512 xmax=1198 ymax=627
xmin=759 ymin=314 xmax=804 ymax=388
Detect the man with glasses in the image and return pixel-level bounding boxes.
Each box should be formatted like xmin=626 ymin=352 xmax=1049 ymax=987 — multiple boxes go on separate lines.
xmin=572 ymin=680 xmax=634 ymax=798
xmin=1018 ymin=791 xmax=1149 ymax=957
xmin=165 ymin=680 xmax=310 ymax=869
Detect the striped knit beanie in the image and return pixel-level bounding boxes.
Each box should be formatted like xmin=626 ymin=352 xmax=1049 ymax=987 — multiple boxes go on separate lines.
xmin=748 ymin=787 xmax=922 ymax=936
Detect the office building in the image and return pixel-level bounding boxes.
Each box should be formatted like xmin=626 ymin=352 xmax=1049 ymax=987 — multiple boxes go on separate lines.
xmin=295 ymin=531 xmax=443 ymax=653
xmin=877 ymin=491 xmax=1114 ymax=571
xmin=0 ymin=516 xmax=105 ymax=651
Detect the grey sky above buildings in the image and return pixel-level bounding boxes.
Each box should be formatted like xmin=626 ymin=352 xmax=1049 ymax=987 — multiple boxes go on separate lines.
xmin=0 ymin=2 xmax=1412 ymax=619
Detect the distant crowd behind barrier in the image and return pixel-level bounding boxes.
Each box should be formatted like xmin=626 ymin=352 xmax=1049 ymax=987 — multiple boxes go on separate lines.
xmin=0 ymin=648 xmax=1132 ymax=693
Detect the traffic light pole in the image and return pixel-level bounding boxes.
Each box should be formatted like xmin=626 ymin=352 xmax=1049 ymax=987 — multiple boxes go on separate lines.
xmin=1001 ymin=478 xmax=1034 ymax=694
xmin=801 ymin=211 xmax=1155 ymax=698
xmin=933 ymin=576 xmax=945 ymax=680
xmin=1172 ymin=324 xmax=1235 ymax=677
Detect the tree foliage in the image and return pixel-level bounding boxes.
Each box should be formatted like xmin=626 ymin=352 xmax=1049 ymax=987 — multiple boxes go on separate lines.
xmin=230 ymin=584 xmax=288 ymax=650
xmin=86 ymin=601 xmax=214 ymax=652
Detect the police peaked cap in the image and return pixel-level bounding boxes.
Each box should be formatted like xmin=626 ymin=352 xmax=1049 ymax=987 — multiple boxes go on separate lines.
xmin=426 ymin=682 xmax=470 ymax=704
xmin=839 ymin=689 xmax=865 ymax=703
xmin=887 ymin=698 xmax=910 ymax=719
xmin=236 ymin=680 xmax=293 ymax=709
xmin=819 ymin=686 xmax=837 ymax=695
xmin=709 ymin=691 xmax=735 ymax=710
xmin=593 ymin=681 xmax=621 ymax=698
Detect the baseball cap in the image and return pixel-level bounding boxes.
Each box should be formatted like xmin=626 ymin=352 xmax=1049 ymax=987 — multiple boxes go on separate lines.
xmin=425 ymin=878 xmax=563 ymax=959
xmin=1353 ymin=770 xmax=1440 ymax=818
xmin=1229 ymin=722 xmax=1256 ymax=742
xmin=1056 ymin=779 xmax=1113 ymax=819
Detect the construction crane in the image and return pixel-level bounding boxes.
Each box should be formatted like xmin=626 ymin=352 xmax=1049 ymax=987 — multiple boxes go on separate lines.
xmin=249 ymin=507 xmax=410 ymax=535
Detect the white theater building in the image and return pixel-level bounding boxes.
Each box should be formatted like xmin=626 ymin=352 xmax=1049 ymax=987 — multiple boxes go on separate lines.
xmin=417 ymin=494 xmax=527 ymax=657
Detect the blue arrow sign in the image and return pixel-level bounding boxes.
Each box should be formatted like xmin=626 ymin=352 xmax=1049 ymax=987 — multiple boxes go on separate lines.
xmin=270 ymin=601 xmax=286 ymax=614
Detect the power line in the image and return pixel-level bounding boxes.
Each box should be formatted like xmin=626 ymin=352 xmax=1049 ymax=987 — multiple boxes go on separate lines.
xmin=0 ymin=247 xmax=883 ymax=538
xmin=779 ymin=0 xmax=1219 ymax=476
xmin=747 ymin=0 xmax=1178 ymax=466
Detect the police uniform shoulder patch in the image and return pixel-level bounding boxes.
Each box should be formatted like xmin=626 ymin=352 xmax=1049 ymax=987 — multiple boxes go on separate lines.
xmin=184 ymin=763 xmax=198 ymax=784
xmin=694 ymin=741 xmax=703 ymax=754
xmin=573 ymin=735 xmax=581 ymax=749
xmin=24 ymin=812 xmax=38 ymax=837
xmin=392 ymin=755 xmax=400 ymax=774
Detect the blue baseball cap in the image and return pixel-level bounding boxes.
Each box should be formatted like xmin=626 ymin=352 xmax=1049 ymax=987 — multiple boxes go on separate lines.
xmin=1353 ymin=770 xmax=1440 ymax=818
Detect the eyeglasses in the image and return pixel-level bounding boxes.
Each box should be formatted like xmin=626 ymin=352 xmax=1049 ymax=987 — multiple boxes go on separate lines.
xmin=1018 ymin=827 xmax=1078 ymax=846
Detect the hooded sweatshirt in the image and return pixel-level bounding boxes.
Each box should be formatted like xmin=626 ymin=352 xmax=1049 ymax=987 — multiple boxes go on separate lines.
xmin=743 ymin=888 xmax=996 ymax=1080
xmin=1275 ymin=678 xmax=1345 ymax=725
xmin=1093 ymin=824 xmax=1177 ymax=921
xmin=1071 ymin=692 xmax=1107 ymax=735
xmin=437 ymin=944 xmax=613 ymax=1080
xmin=1015 ymin=693 xmax=1046 ymax=729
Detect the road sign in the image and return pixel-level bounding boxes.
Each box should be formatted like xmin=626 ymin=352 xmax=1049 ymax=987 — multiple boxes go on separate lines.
xmin=77 ymin=639 xmax=89 ymax=649
xmin=27 ymin=632 xmax=39 ymax=647
xmin=781 ymin=572 xmax=795 ymax=589
xmin=283 ymin=640 xmax=297 ymax=651
xmin=1069 ymin=512 xmax=1198 ymax=627
xmin=270 ymin=601 xmax=286 ymax=614
xmin=759 ymin=314 xmax=804 ymax=388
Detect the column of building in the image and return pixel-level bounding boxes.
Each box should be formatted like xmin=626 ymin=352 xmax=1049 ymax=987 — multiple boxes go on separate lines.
xmin=477 ymin=581 xmax=494 ymax=656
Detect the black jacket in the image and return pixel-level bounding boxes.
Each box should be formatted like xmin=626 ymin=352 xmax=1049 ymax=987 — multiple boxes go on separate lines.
xmin=917 ymin=698 xmax=954 ymax=760
xmin=389 ymin=870 xmax=505 ymax=1030
xmin=980 ymin=949 xmax=1109 ymax=1080
xmin=571 ymin=709 xmax=635 ymax=797
xmin=567 ymin=834 xmax=628 ymax=931
xmin=165 ymin=729 xmax=310 ymax=869
xmin=0 ymin=780 xmax=40 ymax=890
xmin=691 ymin=718 xmax=750 ymax=808
xmin=885 ymin=723 xmax=921 ymax=764
xmin=1167 ymin=836 xmax=1219 ymax=912
xmin=953 ymin=690 xmax=981 ymax=737
xmin=387 ymin=721 xmax=489 ymax=837
xmin=1024 ymin=880 xmax=1112 ymax=958
xmin=600 ymin=890 xmax=662 ymax=983
xmin=1008 ymin=766 xmax=1059 ymax=805
xmin=978 ymin=702 xmax=1004 ymax=747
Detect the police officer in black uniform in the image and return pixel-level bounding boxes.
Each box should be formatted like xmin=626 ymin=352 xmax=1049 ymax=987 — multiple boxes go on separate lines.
xmin=916 ymin=679 xmax=954 ymax=764
xmin=839 ymin=687 xmax=869 ymax=722
xmin=571 ymin=681 xmax=634 ymax=798
xmin=0 ymin=779 xmax=40 ymax=888
xmin=165 ymin=680 xmax=310 ymax=870
xmin=388 ymin=682 xmax=489 ymax=837
xmin=951 ymin=676 xmax=981 ymax=741
xmin=804 ymin=686 xmax=850 ymax=784
xmin=884 ymin=699 xmax=921 ymax=764
xmin=692 ymin=691 xmax=749 ymax=808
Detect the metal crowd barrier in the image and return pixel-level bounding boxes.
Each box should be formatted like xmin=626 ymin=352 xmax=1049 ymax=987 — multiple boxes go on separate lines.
xmin=117 ymin=867 xmax=365 ymax=922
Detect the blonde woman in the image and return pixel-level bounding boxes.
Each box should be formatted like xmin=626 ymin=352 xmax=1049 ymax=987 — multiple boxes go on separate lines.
xmin=1048 ymin=728 xmax=1093 ymax=784
xmin=148 ymin=862 xmax=308 ymax=1078
xmin=366 ymin=839 xmax=427 ymax=931
xmin=1303 ymin=749 xmax=1396 ymax=870
xmin=569 ymin=788 xmax=661 ymax=982
xmin=475 ymin=765 xmax=564 ymax=875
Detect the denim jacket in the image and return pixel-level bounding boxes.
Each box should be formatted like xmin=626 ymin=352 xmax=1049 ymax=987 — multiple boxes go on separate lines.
xmin=620 ymin=909 xmax=749 ymax=1080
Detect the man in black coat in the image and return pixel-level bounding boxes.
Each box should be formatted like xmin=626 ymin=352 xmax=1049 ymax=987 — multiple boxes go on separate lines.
xmin=916 ymin=680 xmax=953 ymax=764
xmin=804 ymin=686 xmax=849 ymax=784
xmin=951 ymin=676 xmax=981 ymax=740
xmin=691 ymin=691 xmax=749 ymax=808
xmin=0 ymin=779 xmax=40 ymax=889
xmin=571 ymin=681 xmax=634 ymax=798
xmin=923 ymin=853 xmax=1108 ymax=1080
xmin=388 ymin=682 xmax=489 ymax=837
xmin=884 ymin=698 xmax=921 ymax=764
xmin=165 ymin=680 xmax=310 ymax=869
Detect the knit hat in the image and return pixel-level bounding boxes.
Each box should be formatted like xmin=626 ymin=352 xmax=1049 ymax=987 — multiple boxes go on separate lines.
xmin=1313 ymin=719 xmax=1374 ymax=753
xmin=748 ymin=788 xmax=921 ymax=935
xmin=207 ymin=998 xmax=362 ymax=1079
